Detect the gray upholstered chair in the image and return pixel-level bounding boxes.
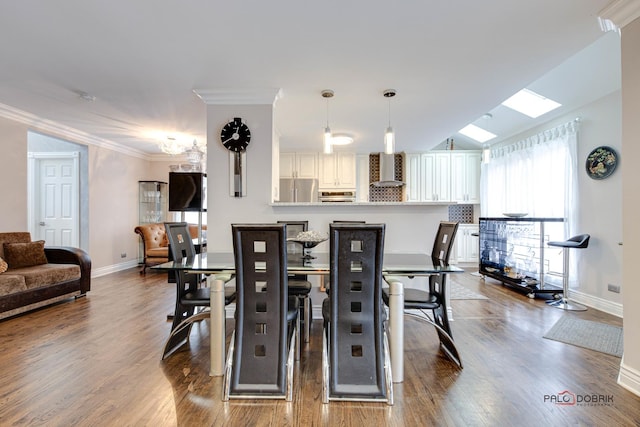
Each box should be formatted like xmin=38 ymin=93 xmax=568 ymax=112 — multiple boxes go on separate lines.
xmin=223 ymin=223 xmax=299 ymax=401
xmin=322 ymin=223 xmax=393 ymax=404
xmin=382 ymin=221 xmax=462 ymax=369
xmin=161 ymin=222 xmax=235 ymax=359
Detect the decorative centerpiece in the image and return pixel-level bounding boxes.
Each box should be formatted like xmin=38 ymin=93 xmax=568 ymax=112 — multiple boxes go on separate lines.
xmin=287 ymin=230 xmax=328 ymax=259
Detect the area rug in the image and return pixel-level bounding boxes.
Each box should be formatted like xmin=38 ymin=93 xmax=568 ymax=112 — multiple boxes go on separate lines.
xmin=543 ymin=316 xmax=623 ymax=357
xmin=450 ymin=282 xmax=489 ymax=300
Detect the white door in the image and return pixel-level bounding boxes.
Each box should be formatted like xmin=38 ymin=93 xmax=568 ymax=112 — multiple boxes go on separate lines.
xmin=29 ymin=153 xmax=80 ymax=247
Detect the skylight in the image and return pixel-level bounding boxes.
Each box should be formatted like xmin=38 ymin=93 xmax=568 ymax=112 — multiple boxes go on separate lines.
xmin=501 ymin=88 xmax=561 ymax=118
xmin=458 ymin=124 xmax=496 ymax=143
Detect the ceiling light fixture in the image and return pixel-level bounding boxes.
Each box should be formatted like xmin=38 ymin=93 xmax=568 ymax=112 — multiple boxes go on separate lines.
xmin=322 ymin=90 xmax=334 ymax=154
xmin=159 ymin=136 xmax=185 ymax=155
xmin=331 ymin=134 xmax=354 ymax=146
xmin=383 ymin=89 xmax=396 ymax=154
xmin=78 ymin=91 xmax=96 ymax=102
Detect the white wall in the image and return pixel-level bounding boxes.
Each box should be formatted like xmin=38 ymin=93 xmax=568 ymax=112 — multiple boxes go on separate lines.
xmin=0 ymin=117 xmax=29 ymax=231
xmin=487 ymin=90 xmax=623 ymax=314
xmin=204 ymin=104 xmax=452 ymax=254
xmin=620 ymin=14 xmax=640 ymax=396
xmin=0 ymin=115 xmax=158 ymax=271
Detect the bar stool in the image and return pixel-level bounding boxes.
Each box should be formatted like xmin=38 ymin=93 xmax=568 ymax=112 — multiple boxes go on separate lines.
xmin=547 ymin=234 xmax=590 ymax=311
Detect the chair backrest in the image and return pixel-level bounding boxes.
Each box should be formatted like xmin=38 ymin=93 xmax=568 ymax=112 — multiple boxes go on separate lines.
xmin=229 ymin=223 xmax=289 ymax=396
xmin=277 ymin=220 xmax=308 ymax=255
xmin=431 ymin=221 xmax=459 ymax=263
xmin=164 ymin=222 xmax=196 ymax=261
xmin=328 ymin=223 xmax=387 ymax=399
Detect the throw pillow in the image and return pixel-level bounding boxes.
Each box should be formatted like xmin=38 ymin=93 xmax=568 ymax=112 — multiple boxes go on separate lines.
xmin=3 ymin=240 xmax=48 ymax=269
xmin=0 ymin=256 xmax=7 ymax=273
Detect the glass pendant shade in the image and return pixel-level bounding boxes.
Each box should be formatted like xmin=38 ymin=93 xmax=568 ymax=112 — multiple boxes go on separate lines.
xmin=323 ymin=126 xmax=333 ymax=154
xmin=384 ymin=126 xmax=395 ymax=155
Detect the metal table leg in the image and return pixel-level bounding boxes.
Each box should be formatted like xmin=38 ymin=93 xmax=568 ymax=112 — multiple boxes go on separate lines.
xmin=387 ymin=277 xmax=404 ymax=383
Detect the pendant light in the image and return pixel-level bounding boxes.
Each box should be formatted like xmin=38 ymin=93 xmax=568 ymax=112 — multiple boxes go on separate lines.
xmin=322 ymin=89 xmax=334 ymax=154
xmin=383 ymin=89 xmax=396 ymax=154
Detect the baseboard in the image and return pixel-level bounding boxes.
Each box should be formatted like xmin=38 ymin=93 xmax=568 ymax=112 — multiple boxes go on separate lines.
xmin=91 ymin=260 xmax=140 ymax=278
xmin=618 ymin=359 xmax=640 ymax=397
xmin=570 ymin=289 xmax=623 ymax=318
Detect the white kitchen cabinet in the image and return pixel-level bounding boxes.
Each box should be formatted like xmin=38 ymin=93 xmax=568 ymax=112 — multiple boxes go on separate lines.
xmin=279 ymin=152 xmax=318 ymax=179
xmin=319 ymin=152 xmax=356 ymax=189
xmin=450 ymin=151 xmax=481 ymax=203
xmin=405 ymin=153 xmax=422 ymax=202
xmin=421 ymin=152 xmax=451 ymax=202
xmin=452 ymin=223 xmax=479 ymax=264
xmin=356 ymin=154 xmax=370 ymax=202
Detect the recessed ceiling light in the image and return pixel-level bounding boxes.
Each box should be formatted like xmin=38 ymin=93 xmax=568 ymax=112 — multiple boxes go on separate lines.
xmin=458 ymin=124 xmax=497 ymax=143
xmin=501 ymin=88 xmax=561 ymax=118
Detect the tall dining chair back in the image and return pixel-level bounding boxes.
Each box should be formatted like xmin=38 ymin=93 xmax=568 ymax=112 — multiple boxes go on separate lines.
xmin=223 ymin=224 xmax=299 ymax=401
xmin=278 ymin=220 xmax=313 ymax=343
xmin=322 ymin=223 xmax=393 ymax=404
xmin=382 ymin=220 xmax=463 ymax=368
xmin=162 ymin=222 xmax=236 ymax=359
xmin=431 ymin=221 xmax=458 ymax=262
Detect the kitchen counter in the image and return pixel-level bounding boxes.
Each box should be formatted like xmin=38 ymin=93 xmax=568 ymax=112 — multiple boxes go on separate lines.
xmin=271 ymin=201 xmax=458 ymax=207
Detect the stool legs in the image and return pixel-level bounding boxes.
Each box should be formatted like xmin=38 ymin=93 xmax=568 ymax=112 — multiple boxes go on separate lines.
xmin=546 ymin=248 xmax=587 ymax=311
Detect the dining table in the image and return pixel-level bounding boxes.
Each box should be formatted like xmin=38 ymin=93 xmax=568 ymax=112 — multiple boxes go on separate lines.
xmin=153 ymin=251 xmax=463 ymax=383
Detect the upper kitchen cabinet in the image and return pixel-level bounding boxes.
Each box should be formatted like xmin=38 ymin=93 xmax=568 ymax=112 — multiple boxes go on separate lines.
xmin=279 ymin=152 xmax=318 ymax=179
xmin=421 ymin=151 xmax=451 ymax=202
xmin=450 ymin=151 xmax=481 ymax=204
xmin=405 ymin=150 xmax=481 ymax=204
xmin=405 ymin=153 xmax=422 ymax=202
xmin=319 ymin=152 xmax=356 ymax=189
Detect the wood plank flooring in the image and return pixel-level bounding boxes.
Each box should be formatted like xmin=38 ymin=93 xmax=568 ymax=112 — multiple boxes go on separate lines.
xmin=0 ymin=268 xmax=638 ymax=426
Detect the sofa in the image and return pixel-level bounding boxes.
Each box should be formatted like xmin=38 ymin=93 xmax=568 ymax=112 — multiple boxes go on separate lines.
xmin=134 ymin=223 xmax=205 ymax=274
xmin=0 ymin=232 xmax=91 ymax=320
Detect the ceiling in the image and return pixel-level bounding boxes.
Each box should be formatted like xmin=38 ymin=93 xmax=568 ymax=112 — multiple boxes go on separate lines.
xmin=0 ymin=1 xmax=618 ymax=157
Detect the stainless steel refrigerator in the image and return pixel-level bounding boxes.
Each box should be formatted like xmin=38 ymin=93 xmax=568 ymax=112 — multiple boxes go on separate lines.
xmin=279 ymin=178 xmax=318 ymax=202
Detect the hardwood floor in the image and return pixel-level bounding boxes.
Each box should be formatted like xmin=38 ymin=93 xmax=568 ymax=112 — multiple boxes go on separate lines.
xmin=0 ymin=268 xmax=638 ymax=426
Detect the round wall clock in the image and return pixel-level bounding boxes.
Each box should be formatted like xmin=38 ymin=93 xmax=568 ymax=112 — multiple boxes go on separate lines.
xmin=220 ymin=117 xmax=251 ymax=152
xmin=220 ymin=118 xmax=251 ymax=197
xmin=585 ymin=146 xmax=618 ymax=180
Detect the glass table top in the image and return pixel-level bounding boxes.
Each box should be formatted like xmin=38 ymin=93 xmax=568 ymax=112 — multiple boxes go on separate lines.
xmin=153 ymin=252 xmax=463 ymax=276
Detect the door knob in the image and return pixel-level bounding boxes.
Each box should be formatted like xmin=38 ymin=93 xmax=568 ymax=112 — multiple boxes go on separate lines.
xmin=39 ymin=221 xmax=45 ymax=226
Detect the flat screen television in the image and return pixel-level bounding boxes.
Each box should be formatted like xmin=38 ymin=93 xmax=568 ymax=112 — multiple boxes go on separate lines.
xmin=169 ymin=172 xmax=207 ymax=212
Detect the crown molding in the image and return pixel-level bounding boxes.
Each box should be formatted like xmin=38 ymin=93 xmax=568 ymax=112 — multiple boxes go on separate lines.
xmin=599 ymin=0 xmax=640 ymax=32
xmin=0 ymin=102 xmax=150 ymax=160
xmin=192 ymin=88 xmax=283 ymax=105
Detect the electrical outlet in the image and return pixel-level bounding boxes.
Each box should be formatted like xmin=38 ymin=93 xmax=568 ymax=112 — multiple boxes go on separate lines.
xmin=607 ymin=283 xmax=620 ymax=293
xmin=120 ymin=252 xmax=127 ymax=258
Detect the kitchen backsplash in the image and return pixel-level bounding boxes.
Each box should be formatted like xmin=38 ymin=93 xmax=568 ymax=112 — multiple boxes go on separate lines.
xmin=369 ymin=153 xmax=405 ymax=202
xmin=449 ymin=204 xmax=474 ymax=223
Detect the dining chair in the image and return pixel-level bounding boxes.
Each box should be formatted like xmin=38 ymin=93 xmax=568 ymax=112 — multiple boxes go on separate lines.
xmin=223 ymin=224 xmax=300 ymax=401
xmin=321 ymin=223 xmax=393 ymax=405
xmin=382 ymin=221 xmax=462 ymax=368
xmin=278 ymin=220 xmax=313 ymax=343
xmin=161 ymin=222 xmax=236 ymax=359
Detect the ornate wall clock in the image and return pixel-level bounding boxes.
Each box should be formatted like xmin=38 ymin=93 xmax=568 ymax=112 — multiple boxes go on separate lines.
xmin=220 ymin=117 xmax=251 ymax=196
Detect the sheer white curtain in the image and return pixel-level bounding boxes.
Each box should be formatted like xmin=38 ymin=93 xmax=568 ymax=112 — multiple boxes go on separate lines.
xmin=480 ymin=120 xmax=579 ymax=238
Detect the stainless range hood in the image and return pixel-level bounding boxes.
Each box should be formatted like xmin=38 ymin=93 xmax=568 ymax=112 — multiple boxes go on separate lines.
xmin=370 ymin=153 xmax=405 ymax=187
